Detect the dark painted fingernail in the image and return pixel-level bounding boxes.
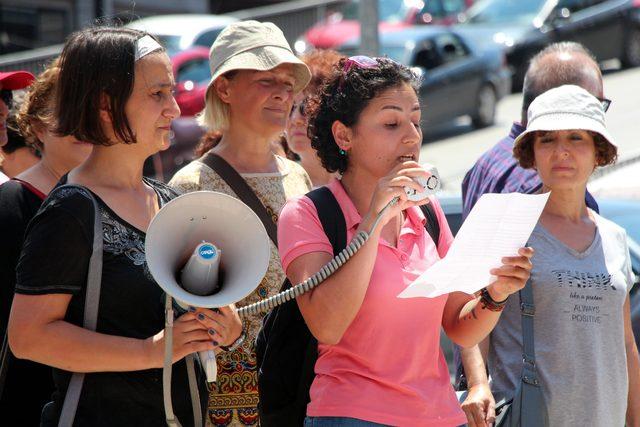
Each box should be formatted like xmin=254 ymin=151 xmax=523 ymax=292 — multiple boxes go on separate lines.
xmin=197 ymin=313 xmax=205 ymax=321
xmin=212 ymin=341 xmax=219 ymax=346
xmin=208 ymin=329 xmax=216 ymax=335
xmin=188 ymin=306 xmax=196 ymax=312
xmin=213 ymin=308 xmax=221 ymax=314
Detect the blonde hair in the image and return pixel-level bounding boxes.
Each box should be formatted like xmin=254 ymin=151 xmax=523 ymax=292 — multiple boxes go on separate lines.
xmin=198 ymin=71 xmax=238 ymax=131
xmin=198 ymin=88 xmax=230 ymax=131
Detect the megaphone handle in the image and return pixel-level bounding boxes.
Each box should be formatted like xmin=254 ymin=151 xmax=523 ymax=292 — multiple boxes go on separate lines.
xmin=237 ymin=197 xmax=400 ymax=317
xmin=198 ymin=350 xmax=218 ymax=382
xmin=163 ymin=295 xmax=183 ymax=427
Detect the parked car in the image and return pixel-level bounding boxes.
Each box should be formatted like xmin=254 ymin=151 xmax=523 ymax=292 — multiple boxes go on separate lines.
xmin=456 ymin=0 xmax=640 ymax=90
xmin=126 ymin=14 xmax=237 ymax=57
xmin=294 ymin=0 xmax=474 ymax=54
xmin=590 ymin=156 xmax=640 ymax=347
xmin=340 ymin=26 xmax=511 ymax=129
xmin=588 ymin=152 xmax=640 ymax=200
xmin=171 ymin=47 xmax=211 ymax=117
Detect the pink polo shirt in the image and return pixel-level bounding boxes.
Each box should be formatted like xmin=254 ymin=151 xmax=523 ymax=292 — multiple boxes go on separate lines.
xmin=278 ymin=179 xmax=467 ymax=426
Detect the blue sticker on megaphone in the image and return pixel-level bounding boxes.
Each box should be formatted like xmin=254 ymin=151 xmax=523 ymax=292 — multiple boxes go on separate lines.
xmin=198 ymin=244 xmax=217 ymax=260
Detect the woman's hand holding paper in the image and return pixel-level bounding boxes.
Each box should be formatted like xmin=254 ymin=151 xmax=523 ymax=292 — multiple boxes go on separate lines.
xmin=486 ymin=247 xmax=534 ymax=301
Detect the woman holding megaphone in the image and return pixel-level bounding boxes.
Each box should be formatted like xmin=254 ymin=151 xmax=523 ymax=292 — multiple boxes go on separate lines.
xmin=170 ymin=21 xmax=313 ymax=425
xmin=7 ymin=27 xmax=241 ymax=426
xmin=277 ymin=57 xmax=535 ymax=426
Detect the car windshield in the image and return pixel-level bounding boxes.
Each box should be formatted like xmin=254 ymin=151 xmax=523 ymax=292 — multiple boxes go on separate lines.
xmin=421 ymin=0 xmax=468 ymax=19
xmin=155 ymin=35 xmax=182 ymax=57
xmin=342 ymin=0 xmax=417 ymax=23
xmin=177 ymin=59 xmax=211 ymax=86
xmin=465 ymin=0 xmax=547 ymax=24
xmin=380 ymin=45 xmax=409 ymax=63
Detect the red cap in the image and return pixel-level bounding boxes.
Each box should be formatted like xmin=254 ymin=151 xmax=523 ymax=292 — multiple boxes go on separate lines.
xmin=0 ymin=71 xmax=35 ymax=91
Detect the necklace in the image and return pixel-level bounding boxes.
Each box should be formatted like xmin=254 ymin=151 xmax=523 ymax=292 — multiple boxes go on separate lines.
xmin=41 ymin=161 xmax=62 ymax=183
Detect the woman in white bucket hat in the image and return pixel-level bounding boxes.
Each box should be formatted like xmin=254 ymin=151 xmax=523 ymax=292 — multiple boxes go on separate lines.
xmin=480 ymin=84 xmax=640 ymax=426
xmin=170 ymin=20 xmax=313 ymax=426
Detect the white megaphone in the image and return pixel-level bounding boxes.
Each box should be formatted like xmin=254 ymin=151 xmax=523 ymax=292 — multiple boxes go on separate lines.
xmin=145 ymin=191 xmax=271 ymax=383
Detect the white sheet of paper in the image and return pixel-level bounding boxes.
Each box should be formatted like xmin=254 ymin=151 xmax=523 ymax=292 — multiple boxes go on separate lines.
xmin=398 ymin=192 xmax=550 ymax=299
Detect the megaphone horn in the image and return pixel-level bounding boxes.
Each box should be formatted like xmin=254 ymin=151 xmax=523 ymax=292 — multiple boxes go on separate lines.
xmin=146 ymin=191 xmax=270 ymax=309
xmin=145 ymin=191 xmax=271 ymax=383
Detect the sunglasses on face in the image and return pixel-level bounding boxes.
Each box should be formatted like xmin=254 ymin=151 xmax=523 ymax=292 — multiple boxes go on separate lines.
xmin=0 ymin=90 xmax=12 ymax=109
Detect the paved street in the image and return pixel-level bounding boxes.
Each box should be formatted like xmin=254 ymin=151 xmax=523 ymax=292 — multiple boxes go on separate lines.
xmin=421 ymin=65 xmax=640 ymax=193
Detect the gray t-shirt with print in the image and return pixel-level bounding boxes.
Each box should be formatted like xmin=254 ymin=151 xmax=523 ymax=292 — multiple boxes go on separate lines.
xmin=488 ymin=213 xmax=634 ymax=427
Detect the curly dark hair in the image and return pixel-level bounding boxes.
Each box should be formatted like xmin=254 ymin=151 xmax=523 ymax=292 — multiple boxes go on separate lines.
xmin=16 ymin=58 xmax=60 ymax=152
xmin=306 ymin=57 xmax=420 ymax=174
xmin=301 ymin=49 xmax=345 ymax=97
xmin=514 ymin=130 xmax=618 ymax=168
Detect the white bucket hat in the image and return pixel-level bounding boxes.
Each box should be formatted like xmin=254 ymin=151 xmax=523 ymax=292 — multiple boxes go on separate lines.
xmin=205 ymin=20 xmax=311 ymax=98
xmin=514 ymin=84 xmax=616 ymax=150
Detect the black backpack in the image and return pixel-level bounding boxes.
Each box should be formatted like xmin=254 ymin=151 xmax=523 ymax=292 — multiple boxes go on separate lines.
xmin=256 ymin=187 xmax=441 ymax=426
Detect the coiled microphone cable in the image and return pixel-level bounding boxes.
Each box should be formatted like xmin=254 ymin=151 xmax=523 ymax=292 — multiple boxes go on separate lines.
xmin=237 ymin=196 xmax=399 ymax=317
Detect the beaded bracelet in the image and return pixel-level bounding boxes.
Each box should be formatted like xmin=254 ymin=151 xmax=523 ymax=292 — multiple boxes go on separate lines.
xmin=479 ymin=287 xmax=508 ymax=312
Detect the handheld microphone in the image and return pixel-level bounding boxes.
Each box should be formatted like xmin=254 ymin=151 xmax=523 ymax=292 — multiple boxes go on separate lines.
xmin=404 ymin=164 xmax=441 ymax=202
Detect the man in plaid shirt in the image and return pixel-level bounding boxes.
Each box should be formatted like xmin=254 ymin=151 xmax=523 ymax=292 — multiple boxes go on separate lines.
xmin=457 ymin=41 xmax=605 ymax=426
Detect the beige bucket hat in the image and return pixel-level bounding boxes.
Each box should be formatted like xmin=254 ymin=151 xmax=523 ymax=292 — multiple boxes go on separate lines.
xmin=205 ymin=20 xmax=311 ymax=98
xmin=514 ymin=84 xmax=616 ymax=149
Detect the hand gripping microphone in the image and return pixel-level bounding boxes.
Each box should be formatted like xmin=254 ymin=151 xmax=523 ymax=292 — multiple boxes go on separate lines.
xmin=236 ymin=165 xmax=441 ymax=317
xmin=404 ymin=164 xmax=441 ymax=202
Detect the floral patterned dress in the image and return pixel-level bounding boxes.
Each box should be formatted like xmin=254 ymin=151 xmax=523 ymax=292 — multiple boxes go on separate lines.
xmin=170 ymin=155 xmax=312 ymax=426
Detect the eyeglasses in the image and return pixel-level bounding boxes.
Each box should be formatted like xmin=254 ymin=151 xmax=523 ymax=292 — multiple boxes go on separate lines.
xmin=290 ymin=97 xmax=307 ymax=118
xmin=0 ymin=90 xmax=12 ymax=109
xmin=343 ymin=55 xmax=380 ymax=73
xmin=339 ymin=55 xmax=390 ymax=90
xmin=597 ymin=96 xmax=612 ymax=112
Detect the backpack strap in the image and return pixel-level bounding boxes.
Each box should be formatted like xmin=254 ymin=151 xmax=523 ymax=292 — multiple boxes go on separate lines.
xmin=519 ymin=279 xmax=540 ymax=387
xmin=200 ymin=152 xmax=278 ymax=245
xmin=292 ymin=186 xmax=347 ymax=418
xmin=54 ymin=185 xmax=103 ymax=427
xmin=307 ymin=187 xmax=347 ymax=254
xmin=420 ymin=202 xmax=440 ymax=248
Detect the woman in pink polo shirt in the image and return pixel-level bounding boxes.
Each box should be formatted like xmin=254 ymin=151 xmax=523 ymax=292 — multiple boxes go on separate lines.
xmin=277 ymin=57 xmax=534 ymax=426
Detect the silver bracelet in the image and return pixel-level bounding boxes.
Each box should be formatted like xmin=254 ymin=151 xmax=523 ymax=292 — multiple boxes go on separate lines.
xmin=221 ymin=329 xmax=246 ymax=352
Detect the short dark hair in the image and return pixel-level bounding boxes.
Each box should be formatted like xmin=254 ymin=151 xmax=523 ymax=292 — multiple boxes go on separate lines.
xmin=522 ymin=42 xmax=600 ymax=124
xmin=55 ymin=26 xmax=165 ymax=146
xmin=514 ymin=130 xmax=617 ymax=169
xmin=306 ymin=57 xmax=419 ymax=174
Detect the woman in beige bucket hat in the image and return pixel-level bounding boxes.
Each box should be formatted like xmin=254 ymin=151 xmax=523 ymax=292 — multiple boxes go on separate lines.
xmin=477 ymin=84 xmax=640 ymax=426
xmin=170 ymin=20 xmax=313 ymax=426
